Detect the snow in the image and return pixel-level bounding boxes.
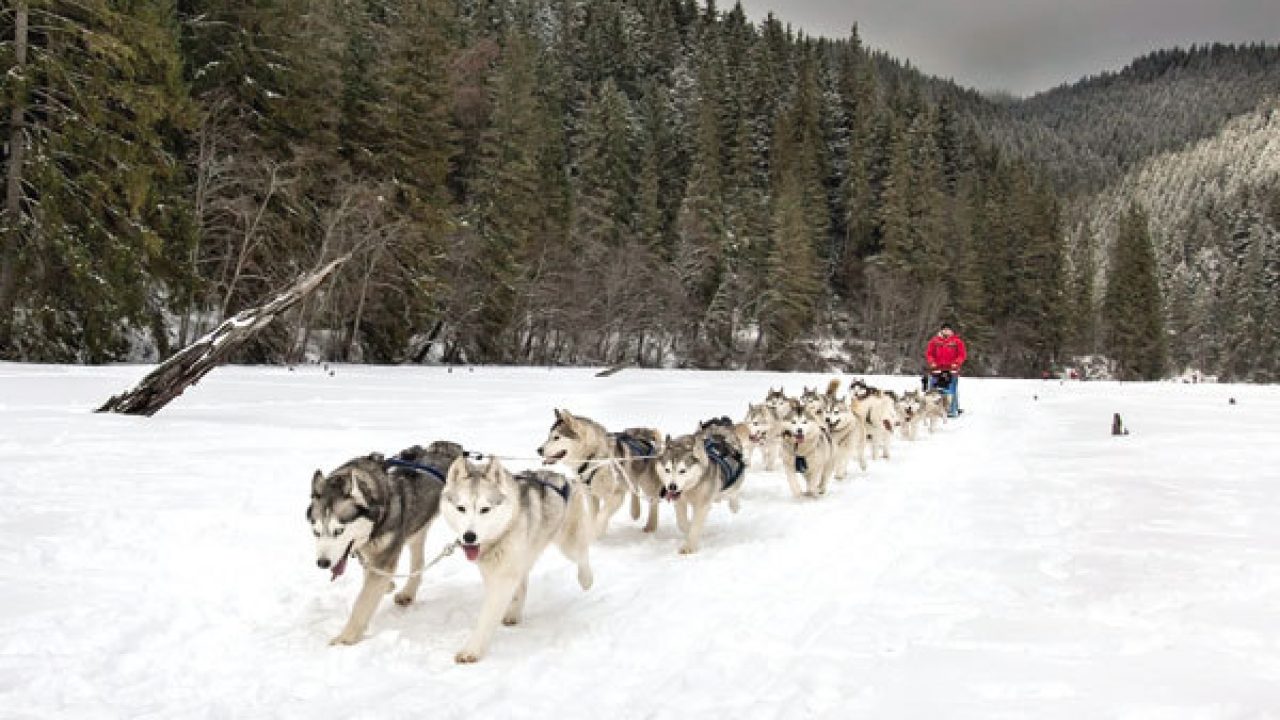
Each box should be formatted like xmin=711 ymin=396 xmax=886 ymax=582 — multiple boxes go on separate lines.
xmin=2 ymin=363 xmax=1279 ymax=719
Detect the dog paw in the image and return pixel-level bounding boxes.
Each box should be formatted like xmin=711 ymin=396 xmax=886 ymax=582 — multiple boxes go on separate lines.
xmin=394 ymin=592 xmax=415 ymax=606
xmin=502 ymin=616 xmax=520 ymax=626
xmin=454 ymin=651 xmax=481 ymax=664
xmin=329 ymin=633 xmax=361 ymax=646
xmin=578 ymin=568 xmax=594 ymax=590
xmin=679 ymin=544 xmax=697 ymax=555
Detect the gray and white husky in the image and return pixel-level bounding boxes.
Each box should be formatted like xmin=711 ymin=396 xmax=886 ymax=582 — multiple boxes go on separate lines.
xmin=921 ymin=389 xmax=948 ymax=432
xmin=898 ymin=390 xmax=926 ymax=440
xmin=440 ymin=456 xmax=594 ymax=663
xmin=739 ymin=402 xmax=782 ymax=470
xmin=777 ymin=402 xmax=836 ymax=497
xmin=821 ymin=388 xmax=868 ymax=480
xmin=655 ymin=419 xmax=747 ymax=554
xmin=536 ymin=409 xmax=663 ymax=537
xmin=308 ymin=440 xmax=463 ymax=645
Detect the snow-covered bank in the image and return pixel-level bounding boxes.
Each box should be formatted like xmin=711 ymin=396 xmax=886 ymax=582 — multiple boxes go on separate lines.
xmin=2 ymin=364 xmax=1278 ymax=719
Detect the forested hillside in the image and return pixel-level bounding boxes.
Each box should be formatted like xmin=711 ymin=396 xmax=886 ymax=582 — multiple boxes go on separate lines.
xmin=1 ymin=1 xmax=1277 ymax=379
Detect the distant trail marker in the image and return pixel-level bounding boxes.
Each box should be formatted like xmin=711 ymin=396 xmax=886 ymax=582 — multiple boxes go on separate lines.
xmin=595 ymin=365 xmax=627 ymax=377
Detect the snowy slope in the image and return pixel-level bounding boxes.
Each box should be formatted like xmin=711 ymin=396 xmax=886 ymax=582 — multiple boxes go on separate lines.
xmin=2 ymin=364 xmax=1279 ymax=719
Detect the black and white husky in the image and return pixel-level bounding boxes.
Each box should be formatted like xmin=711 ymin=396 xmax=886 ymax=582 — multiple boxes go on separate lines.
xmin=307 ymin=440 xmax=463 ymax=645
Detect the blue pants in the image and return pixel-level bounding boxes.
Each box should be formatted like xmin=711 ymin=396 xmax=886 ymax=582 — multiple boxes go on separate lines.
xmin=929 ymin=374 xmax=959 ymax=417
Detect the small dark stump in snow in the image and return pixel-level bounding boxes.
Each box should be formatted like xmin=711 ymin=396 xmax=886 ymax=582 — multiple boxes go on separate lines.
xmin=1229 ymin=397 xmax=1237 ymax=405
xmin=1111 ymin=413 xmax=1130 ymax=436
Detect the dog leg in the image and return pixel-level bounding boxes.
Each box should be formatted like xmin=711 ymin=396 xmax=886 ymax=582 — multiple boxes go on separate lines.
xmin=680 ymin=501 xmax=712 ymax=554
xmin=784 ymin=466 xmax=804 ymax=498
xmin=728 ymin=492 xmax=741 ymax=514
xmin=629 ymin=491 xmax=641 ymax=521
xmin=395 ymin=528 xmax=427 ymax=606
xmin=456 ymin=572 xmax=521 ymax=663
xmin=557 ymin=492 xmax=595 ymax=590
xmin=643 ymin=497 xmax=659 ymax=533
xmin=674 ymin=498 xmax=691 ymax=534
xmin=764 ymin=441 xmax=778 ymax=471
xmin=595 ymin=485 xmax=626 ymax=538
xmin=503 ymin=577 xmax=528 ymax=626
xmin=330 ymin=569 xmax=387 ymax=646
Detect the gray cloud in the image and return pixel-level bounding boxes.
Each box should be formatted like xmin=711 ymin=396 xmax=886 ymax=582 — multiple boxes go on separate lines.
xmin=733 ymin=0 xmax=1280 ymax=95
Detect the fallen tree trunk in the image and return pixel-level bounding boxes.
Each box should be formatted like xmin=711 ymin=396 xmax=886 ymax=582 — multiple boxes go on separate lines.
xmin=97 ymin=255 xmax=350 ymax=416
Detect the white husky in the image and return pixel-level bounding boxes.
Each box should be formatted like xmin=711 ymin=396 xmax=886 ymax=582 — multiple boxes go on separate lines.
xmin=850 ymin=380 xmax=896 ymax=461
xmin=821 ymin=387 xmax=867 ymax=480
xmin=738 ymin=402 xmax=782 ymax=470
xmin=777 ymin=402 xmax=836 ymax=497
xmin=440 ymin=456 xmax=594 ymax=663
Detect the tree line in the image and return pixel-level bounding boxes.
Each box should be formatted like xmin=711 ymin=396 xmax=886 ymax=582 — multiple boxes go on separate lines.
xmin=2 ymin=0 xmax=1227 ymax=379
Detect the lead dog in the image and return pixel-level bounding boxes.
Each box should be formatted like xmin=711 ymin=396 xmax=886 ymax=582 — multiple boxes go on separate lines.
xmin=440 ymin=455 xmax=593 ymax=663
xmin=308 ymin=440 xmax=463 ymax=645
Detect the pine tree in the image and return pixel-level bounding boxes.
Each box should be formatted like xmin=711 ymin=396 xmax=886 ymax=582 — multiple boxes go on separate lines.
xmin=3 ymin=0 xmax=195 ymax=361
xmin=1103 ymin=204 xmax=1167 ymax=380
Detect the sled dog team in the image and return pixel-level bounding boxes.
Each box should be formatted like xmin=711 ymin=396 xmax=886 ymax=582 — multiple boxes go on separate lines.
xmin=307 ymin=377 xmax=951 ymax=662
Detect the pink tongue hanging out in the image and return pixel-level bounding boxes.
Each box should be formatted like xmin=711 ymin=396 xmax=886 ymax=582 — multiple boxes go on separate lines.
xmin=463 ymin=544 xmax=480 ymax=561
xmin=330 ymin=540 xmax=354 ymax=582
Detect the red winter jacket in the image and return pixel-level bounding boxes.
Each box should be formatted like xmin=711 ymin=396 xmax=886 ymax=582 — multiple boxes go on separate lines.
xmin=926 ymin=333 xmax=967 ymax=372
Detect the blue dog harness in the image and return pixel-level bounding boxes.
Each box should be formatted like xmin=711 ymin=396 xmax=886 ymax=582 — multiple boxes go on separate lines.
xmin=516 ymin=471 xmax=572 ymax=502
xmin=703 ymin=437 xmax=745 ymax=491
xmin=383 ymin=457 xmax=447 ymax=483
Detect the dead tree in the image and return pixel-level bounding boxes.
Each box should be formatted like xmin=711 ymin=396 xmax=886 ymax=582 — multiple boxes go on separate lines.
xmin=97 ymin=255 xmax=350 ymax=416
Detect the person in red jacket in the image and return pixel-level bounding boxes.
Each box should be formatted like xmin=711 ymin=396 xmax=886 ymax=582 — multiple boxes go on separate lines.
xmin=926 ymin=322 xmax=967 ymax=417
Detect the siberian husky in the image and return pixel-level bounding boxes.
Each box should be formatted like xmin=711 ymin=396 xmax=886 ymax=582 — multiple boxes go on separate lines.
xmin=440 ymin=456 xmax=594 ymax=663
xmin=655 ymin=419 xmax=747 ymax=554
xmin=537 ymin=409 xmax=663 ymax=537
xmin=850 ymin=380 xmax=896 ymax=461
xmin=738 ymin=402 xmax=782 ymax=470
xmin=777 ymin=402 xmax=836 ymax=497
xmin=898 ymin=390 xmax=926 ymax=440
xmin=308 ymin=441 xmax=463 ymax=645
xmin=921 ymin=389 xmax=948 ymax=432
xmin=821 ymin=383 xmax=868 ymax=480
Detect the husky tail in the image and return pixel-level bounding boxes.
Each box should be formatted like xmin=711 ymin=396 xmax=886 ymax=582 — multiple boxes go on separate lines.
xmin=826 ymin=378 xmax=842 ymax=398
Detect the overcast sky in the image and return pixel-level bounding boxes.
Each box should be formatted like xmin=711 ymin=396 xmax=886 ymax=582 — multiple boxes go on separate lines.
xmin=733 ymin=0 xmax=1280 ymax=96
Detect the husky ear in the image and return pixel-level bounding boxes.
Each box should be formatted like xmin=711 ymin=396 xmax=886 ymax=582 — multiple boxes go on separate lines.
xmin=484 ymin=455 xmax=503 ymax=480
xmin=312 ymin=470 xmax=325 ymax=495
xmin=445 ymin=456 xmax=469 ymax=484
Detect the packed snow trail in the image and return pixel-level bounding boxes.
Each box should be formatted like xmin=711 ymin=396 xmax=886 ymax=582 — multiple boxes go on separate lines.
xmin=1 ymin=365 xmax=1278 ymax=719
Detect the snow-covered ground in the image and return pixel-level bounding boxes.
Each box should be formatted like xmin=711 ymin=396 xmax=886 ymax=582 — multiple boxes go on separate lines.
xmin=2 ymin=364 xmax=1279 ymax=719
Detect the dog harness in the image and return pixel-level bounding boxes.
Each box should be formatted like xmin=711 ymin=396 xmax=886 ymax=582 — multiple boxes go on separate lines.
xmin=703 ymin=436 xmax=745 ymax=490
xmin=611 ymin=432 xmax=656 ymax=459
xmin=383 ymin=457 xmax=447 ymax=483
xmin=516 ymin=471 xmax=571 ymax=502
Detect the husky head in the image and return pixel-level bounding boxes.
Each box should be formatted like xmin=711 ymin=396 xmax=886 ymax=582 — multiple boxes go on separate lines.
xmin=743 ymin=403 xmax=777 ymax=443
xmin=764 ymin=387 xmax=790 ymax=413
xmin=441 ymin=456 xmax=518 ymax=562
xmin=900 ymin=391 xmax=923 ymax=419
xmin=537 ymin=409 xmax=585 ymax=465
xmin=654 ymin=434 xmax=707 ymax=502
xmin=798 ymin=386 xmax=825 ymax=414
xmin=781 ymin=405 xmax=823 ymax=447
xmin=823 ymin=394 xmax=854 ymax=431
xmin=307 ymin=454 xmax=386 ymax=581
xmin=849 ymin=380 xmax=873 ymax=401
